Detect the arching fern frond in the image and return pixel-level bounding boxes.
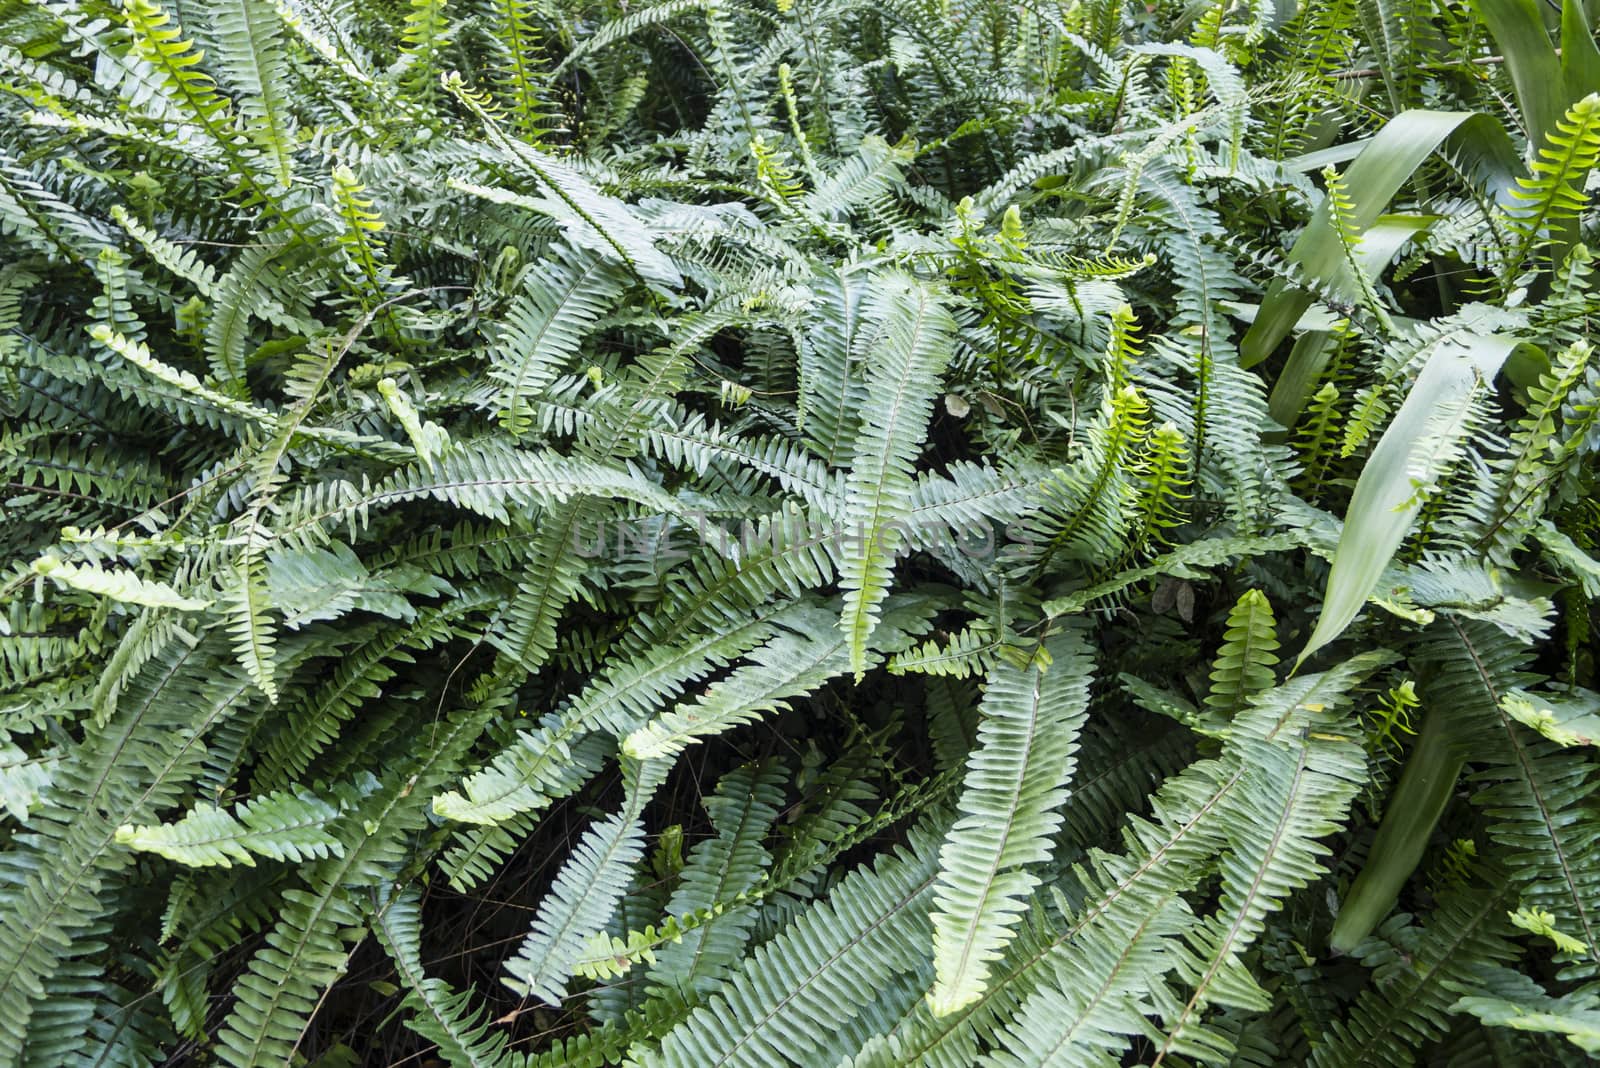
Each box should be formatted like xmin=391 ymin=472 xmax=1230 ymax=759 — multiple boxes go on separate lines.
xmin=836 ymin=271 xmax=954 ymax=678
xmin=926 ymin=629 xmax=1094 ymax=1016
xmin=113 ymin=790 xmax=342 ymax=868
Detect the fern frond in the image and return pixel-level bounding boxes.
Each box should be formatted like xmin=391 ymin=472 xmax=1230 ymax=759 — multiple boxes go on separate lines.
xmin=836 ymin=271 xmax=954 ymax=677
xmin=1203 ymin=589 xmax=1281 ymax=726
xmin=213 ymin=0 xmax=297 ymax=187
xmin=503 ymin=758 xmax=670 ymax=1005
xmin=1429 ymin=619 xmax=1600 ymax=978
xmin=375 ymin=886 xmax=532 ymax=1068
xmin=927 ymin=630 xmax=1094 ymax=1016
xmin=30 ymin=554 xmax=209 ymax=611
xmin=623 ymin=603 xmax=853 ymax=759
xmin=646 ymin=760 xmax=787 ymax=998
xmin=493 ymin=243 xmax=630 ymax=436
xmin=443 ymin=141 xmax=682 ymax=292
xmin=1502 ymin=93 xmax=1600 ymax=282
xmin=225 ymin=554 xmax=279 ymax=704
xmin=635 ymin=823 xmax=943 ymax=1068
xmin=114 ymin=790 xmax=342 ymax=868
xmin=1311 ymin=876 xmax=1521 ymax=1066
xmin=1153 ymin=731 xmax=1367 ymax=1062
xmin=855 ymin=655 xmax=1390 ymax=1068
xmin=213 ymin=705 xmax=492 ymax=1066
xmin=489 ymin=0 xmax=560 ymax=139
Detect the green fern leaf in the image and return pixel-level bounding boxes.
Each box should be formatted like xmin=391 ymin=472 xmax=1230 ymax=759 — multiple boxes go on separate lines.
xmin=623 ymin=604 xmax=856 ymax=759
xmin=926 ymin=630 xmax=1094 ymax=1016
xmin=1503 ymin=93 xmax=1600 ymax=279
xmin=375 ymin=885 xmax=531 ymax=1068
xmin=647 ymin=760 xmax=787 ymax=998
xmin=213 ymin=0 xmax=297 ymax=187
xmin=30 ymin=555 xmax=209 ymax=611
xmin=1204 ymin=589 xmax=1282 ymax=724
xmin=114 ymin=791 xmax=342 ymax=868
xmin=635 ymin=823 xmax=943 ymax=1068
xmin=837 ymin=271 xmax=954 ymax=678
xmin=503 ymin=758 xmax=670 ymax=1005
xmin=493 ymin=244 xmax=629 ymax=436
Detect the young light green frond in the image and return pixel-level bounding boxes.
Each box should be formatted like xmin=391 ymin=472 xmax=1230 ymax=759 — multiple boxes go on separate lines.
xmin=1126 ymin=421 xmax=1192 ymax=552
xmin=489 ymin=0 xmax=560 ymax=139
xmin=1012 ymin=384 xmax=1150 ymax=575
xmin=1502 ymin=93 xmax=1600 ymax=280
xmin=889 ymin=619 xmax=1003 ymax=679
xmin=110 ymin=204 xmax=219 ymax=296
xmin=121 ymin=0 xmax=231 ymax=141
xmin=90 ymin=323 xmax=272 ymax=428
xmin=926 ymin=630 xmax=1094 ymax=1016
xmin=114 ymin=790 xmax=342 ymax=868
xmin=30 ymin=555 xmax=209 ymax=611
xmin=1204 ymin=589 xmax=1281 ymax=724
xmin=330 ymin=164 xmax=389 ymax=298
xmin=1470 ymin=339 xmax=1594 ymax=562
xmin=378 ymin=377 xmax=451 ymax=472
xmin=398 ymin=0 xmax=451 ymax=97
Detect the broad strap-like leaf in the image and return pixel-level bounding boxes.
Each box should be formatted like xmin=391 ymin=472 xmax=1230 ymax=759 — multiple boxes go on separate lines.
xmin=1297 ymin=331 xmax=1519 ymax=664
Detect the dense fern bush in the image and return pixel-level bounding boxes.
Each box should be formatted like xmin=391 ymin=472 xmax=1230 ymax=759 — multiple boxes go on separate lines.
xmin=2 ymin=0 xmax=1600 ymax=1061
